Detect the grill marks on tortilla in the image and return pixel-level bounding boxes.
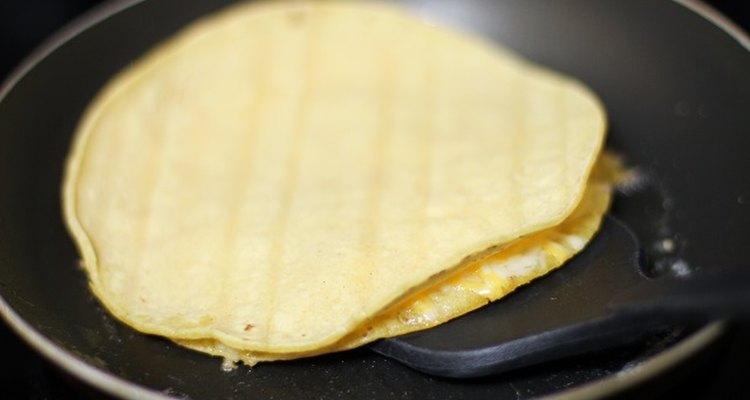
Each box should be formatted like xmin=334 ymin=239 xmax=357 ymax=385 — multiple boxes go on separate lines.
xmin=214 ymin=21 xmax=272 ymax=337
xmin=357 ymin=22 xmax=394 ymax=310
xmin=262 ymin=6 xmax=318 ymax=344
xmin=64 ymin=1 xmax=607 ymax=358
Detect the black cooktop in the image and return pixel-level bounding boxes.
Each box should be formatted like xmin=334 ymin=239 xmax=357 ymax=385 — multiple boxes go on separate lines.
xmin=1 ymin=1 xmax=749 ymax=399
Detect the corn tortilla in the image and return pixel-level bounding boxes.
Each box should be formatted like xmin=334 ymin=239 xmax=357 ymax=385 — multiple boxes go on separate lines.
xmin=63 ymin=1 xmax=607 ymax=358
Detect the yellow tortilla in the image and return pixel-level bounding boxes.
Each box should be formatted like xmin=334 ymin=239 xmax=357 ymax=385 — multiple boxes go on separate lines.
xmin=63 ymin=1 xmax=607 ymax=358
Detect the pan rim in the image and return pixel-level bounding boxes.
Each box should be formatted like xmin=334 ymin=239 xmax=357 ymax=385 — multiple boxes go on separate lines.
xmin=0 ymin=0 xmax=744 ymax=399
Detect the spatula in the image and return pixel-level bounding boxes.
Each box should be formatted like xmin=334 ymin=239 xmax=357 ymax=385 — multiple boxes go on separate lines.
xmin=370 ymin=217 xmax=750 ymax=378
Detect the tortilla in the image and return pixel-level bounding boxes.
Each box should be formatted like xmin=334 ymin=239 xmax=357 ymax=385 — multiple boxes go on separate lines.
xmin=63 ymin=1 xmax=606 ymax=358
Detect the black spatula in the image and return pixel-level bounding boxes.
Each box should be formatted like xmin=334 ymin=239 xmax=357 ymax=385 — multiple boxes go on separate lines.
xmin=371 ymin=217 xmax=750 ymax=378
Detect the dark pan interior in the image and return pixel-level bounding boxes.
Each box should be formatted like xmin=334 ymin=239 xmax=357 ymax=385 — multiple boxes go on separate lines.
xmin=1 ymin=0 xmax=749 ymax=398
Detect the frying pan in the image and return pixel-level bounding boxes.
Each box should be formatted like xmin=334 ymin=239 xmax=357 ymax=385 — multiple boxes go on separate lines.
xmin=1 ymin=0 xmax=749 ymax=398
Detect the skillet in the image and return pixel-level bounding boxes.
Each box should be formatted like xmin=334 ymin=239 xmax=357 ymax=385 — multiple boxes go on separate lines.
xmin=1 ymin=0 xmax=749 ymax=398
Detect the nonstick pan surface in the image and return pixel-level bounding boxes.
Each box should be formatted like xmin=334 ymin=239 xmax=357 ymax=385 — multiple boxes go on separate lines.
xmin=1 ymin=1 xmax=749 ymax=399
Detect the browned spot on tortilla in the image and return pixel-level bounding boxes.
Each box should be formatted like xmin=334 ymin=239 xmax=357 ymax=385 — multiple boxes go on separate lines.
xmin=286 ymin=10 xmax=306 ymax=26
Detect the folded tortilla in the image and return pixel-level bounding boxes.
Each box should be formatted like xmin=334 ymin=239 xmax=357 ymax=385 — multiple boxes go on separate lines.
xmin=63 ymin=0 xmax=607 ymax=361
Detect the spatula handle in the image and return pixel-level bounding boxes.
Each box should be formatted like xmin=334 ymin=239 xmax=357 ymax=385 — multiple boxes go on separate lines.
xmin=608 ymin=268 xmax=750 ymax=321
